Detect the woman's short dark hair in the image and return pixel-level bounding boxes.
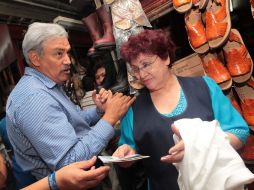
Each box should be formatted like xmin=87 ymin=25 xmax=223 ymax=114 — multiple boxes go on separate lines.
xmin=120 ymin=29 xmax=176 ymax=63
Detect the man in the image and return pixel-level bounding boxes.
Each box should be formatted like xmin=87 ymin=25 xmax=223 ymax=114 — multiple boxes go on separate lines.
xmin=6 ymin=22 xmax=135 ymax=187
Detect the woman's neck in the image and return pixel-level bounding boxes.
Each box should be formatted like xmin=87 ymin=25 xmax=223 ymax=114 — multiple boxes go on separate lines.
xmin=150 ymin=73 xmax=178 ymax=97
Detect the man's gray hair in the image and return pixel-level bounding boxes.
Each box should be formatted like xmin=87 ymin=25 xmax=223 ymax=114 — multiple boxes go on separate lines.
xmin=22 ymin=22 xmax=68 ymax=65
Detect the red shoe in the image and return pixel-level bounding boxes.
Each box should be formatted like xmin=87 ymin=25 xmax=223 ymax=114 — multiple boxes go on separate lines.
xmin=241 ymin=99 xmax=254 ymax=126
xmin=223 ymin=29 xmax=253 ymax=84
xmin=235 ymin=77 xmax=254 ymax=126
xmin=185 ymin=8 xmax=209 ymax=54
xmin=200 ymin=52 xmax=231 ymax=85
xmin=205 ymin=0 xmax=231 ymax=48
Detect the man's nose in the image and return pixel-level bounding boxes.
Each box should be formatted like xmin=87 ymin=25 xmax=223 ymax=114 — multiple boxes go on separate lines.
xmin=64 ymin=54 xmax=71 ymax=65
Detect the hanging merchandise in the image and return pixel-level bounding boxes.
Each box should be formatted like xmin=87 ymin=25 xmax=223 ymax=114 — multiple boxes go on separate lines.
xmin=205 ymin=0 xmax=231 ymax=49
xmin=82 ymin=5 xmax=115 ymax=57
xmin=185 ymin=7 xmax=209 ymax=54
xmin=106 ymin=0 xmax=152 ymax=93
xmin=173 ymin=0 xmax=209 ymax=13
xmin=235 ymin=76 xmax=254 ymax=128
xmin=200 ymin=52 xmax=232 ymax=90
xmin=222 ymin=29 xmax=253 ymax=84
xmin=173 ymin=0 xmax=192 ymax=13
xmin=108 ymin=0 xmax=151 ymax=54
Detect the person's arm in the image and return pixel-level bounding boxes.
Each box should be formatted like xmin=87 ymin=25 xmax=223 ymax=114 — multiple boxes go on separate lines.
xmin=16 ymin=91 xmax=135 ymax=171
xmin=0 ymin=153 xmax=7 ymax=189
xmin=22 ymin=157 xmax=110 ymax=190
xmin=112 ymin=107 xmax=138 ymax=167
xmin=15 ymin=93 xmax=114 ymax=171
xmin=203 ymin=76 xmax=249 ymax=149
xmin=118 ymin=107 xmax=137 ymax=150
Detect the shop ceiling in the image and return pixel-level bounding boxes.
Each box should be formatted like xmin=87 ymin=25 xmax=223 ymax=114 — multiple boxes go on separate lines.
xmin=0 ymin=0 xmax=93 ymax=31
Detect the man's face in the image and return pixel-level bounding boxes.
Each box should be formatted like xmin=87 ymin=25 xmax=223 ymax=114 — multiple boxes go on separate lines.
xmin=30 ymin=37 xmax=71 ymax=84
xmin=95 ymin=67 xmax=106 ymax=85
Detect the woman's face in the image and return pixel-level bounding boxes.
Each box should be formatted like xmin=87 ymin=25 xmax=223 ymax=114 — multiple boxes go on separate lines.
xmin=130 ymin=53 xmax=170 ymax=91
xmin=95 ymin=67 xmax=106 ymax=85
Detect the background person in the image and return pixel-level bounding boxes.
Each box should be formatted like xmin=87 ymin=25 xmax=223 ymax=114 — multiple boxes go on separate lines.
xmin=113 ymin=29 xmax=249 ymax=190
xmin=6 ymin=22 xmax=135 ymax=189
xmin=94 ymin=61 xmax=106 ymax=86
xmin=0 ymin=116 xmax=36 ymax=189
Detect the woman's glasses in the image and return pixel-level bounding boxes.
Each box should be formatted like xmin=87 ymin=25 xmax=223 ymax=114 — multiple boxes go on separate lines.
xmin=131 ymin=56 xmax=158 ymax=75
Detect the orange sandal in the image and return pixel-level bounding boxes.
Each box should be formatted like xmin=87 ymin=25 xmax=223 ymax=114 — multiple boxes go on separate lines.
xmin=205 ymin=0 xmax=231 ymax=49
xmin=185 ymin=8 xmax=209 ymax=54
xmin=173 ymin=0 xmax=192 ymax=13
xmin=235 ymin=77 xmax=254 ymax=127
xmin=223 ymin=29 xmax=253 ymax=84
xmin=200 ymin=52 xmax=232 ymax=90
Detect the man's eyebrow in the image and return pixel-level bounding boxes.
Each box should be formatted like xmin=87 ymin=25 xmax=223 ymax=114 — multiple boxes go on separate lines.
xmin=53 ymin=48 xmax=71 ymax=52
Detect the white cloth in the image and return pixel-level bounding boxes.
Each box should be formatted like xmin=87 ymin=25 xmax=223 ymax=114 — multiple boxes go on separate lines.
xmin=173 ymin=118 xmax=254 ymax=190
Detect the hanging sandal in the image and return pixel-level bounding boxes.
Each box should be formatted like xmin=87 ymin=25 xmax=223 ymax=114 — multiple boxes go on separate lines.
xmin=235 ymin=77 xmax=254 ymax=127
xmin=185 ymin=8 xmax=209 ymax=54
xmin=200 ymin=52 xmax=232 ymax=90
xmin=223 ymin=29 xmax=253 ymax=84
xmin=173 ymin=0 xmax=192 ymax=13
xmin=205 ymin=0 xmax=231 ymax=49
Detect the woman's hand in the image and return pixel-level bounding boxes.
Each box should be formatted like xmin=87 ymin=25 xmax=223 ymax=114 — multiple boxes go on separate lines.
xmin=113 ymin=144 xmax=136 ymax=168
xmin=92 ymin=88 xmax=110 ymax=112
xmin=161 ymin=125 xmax=185 ymax=163
xmin=56 ymin=156 xmax=110 ymax=190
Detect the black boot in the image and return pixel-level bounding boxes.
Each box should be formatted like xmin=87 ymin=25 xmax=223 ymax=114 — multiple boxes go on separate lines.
xmin=110 ymin=58 xmax=129 ymax=95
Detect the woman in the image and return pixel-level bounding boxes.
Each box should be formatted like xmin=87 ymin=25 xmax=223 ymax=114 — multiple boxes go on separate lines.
xmin=113 ymin=29 xmax=249 ymax=190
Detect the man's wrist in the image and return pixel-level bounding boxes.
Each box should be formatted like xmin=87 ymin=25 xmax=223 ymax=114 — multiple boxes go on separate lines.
xmin=48 ymin=171 xmax=59 ymax=190
xmin=96 ymin=107 xmax=104 ymax=117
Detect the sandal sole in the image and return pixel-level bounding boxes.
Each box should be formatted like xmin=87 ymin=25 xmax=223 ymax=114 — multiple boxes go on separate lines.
xmin=174 ymin=2 xmax=192 ymax=13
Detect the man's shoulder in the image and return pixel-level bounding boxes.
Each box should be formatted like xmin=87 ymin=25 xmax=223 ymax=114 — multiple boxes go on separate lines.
xmin=8 ymin=76 xmax=51 ymax=109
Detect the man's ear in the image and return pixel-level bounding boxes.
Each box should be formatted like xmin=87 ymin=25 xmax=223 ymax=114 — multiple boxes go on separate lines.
xmin=28 ymin=51 xmax=40 ymax=67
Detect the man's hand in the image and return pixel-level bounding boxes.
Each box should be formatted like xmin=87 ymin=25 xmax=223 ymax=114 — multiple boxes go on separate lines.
xmin=102 ymin=92 xmax=136 ymax=126
xmin=57 ymin=156 xmax=110 ymax=190
xmin=113 ymin=144 xmax=136 ymax=168
xmin=0 ymin=154 xmax=7 ymax=189
xmin=161 ymin=125 xmax=185 ymax=163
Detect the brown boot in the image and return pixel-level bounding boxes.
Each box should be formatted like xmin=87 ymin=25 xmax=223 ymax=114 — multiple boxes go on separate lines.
xmin=95 ymin=5 xmax=115 ymax=50
xmin=82 ymin=12 xmax=103 ymax=57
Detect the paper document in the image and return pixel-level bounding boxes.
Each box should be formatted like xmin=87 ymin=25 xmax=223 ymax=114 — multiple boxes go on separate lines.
xmin=98 ymin=154 xmax=150 ymax=163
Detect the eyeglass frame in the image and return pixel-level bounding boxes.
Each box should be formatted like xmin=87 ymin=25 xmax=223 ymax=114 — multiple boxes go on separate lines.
xmin=130 ymin=56 xmax=158 ymax=75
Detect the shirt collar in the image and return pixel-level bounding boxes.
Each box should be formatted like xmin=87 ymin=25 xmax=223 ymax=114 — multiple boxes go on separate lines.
xmin=24 ymin=67 xmax=58 ymax=89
